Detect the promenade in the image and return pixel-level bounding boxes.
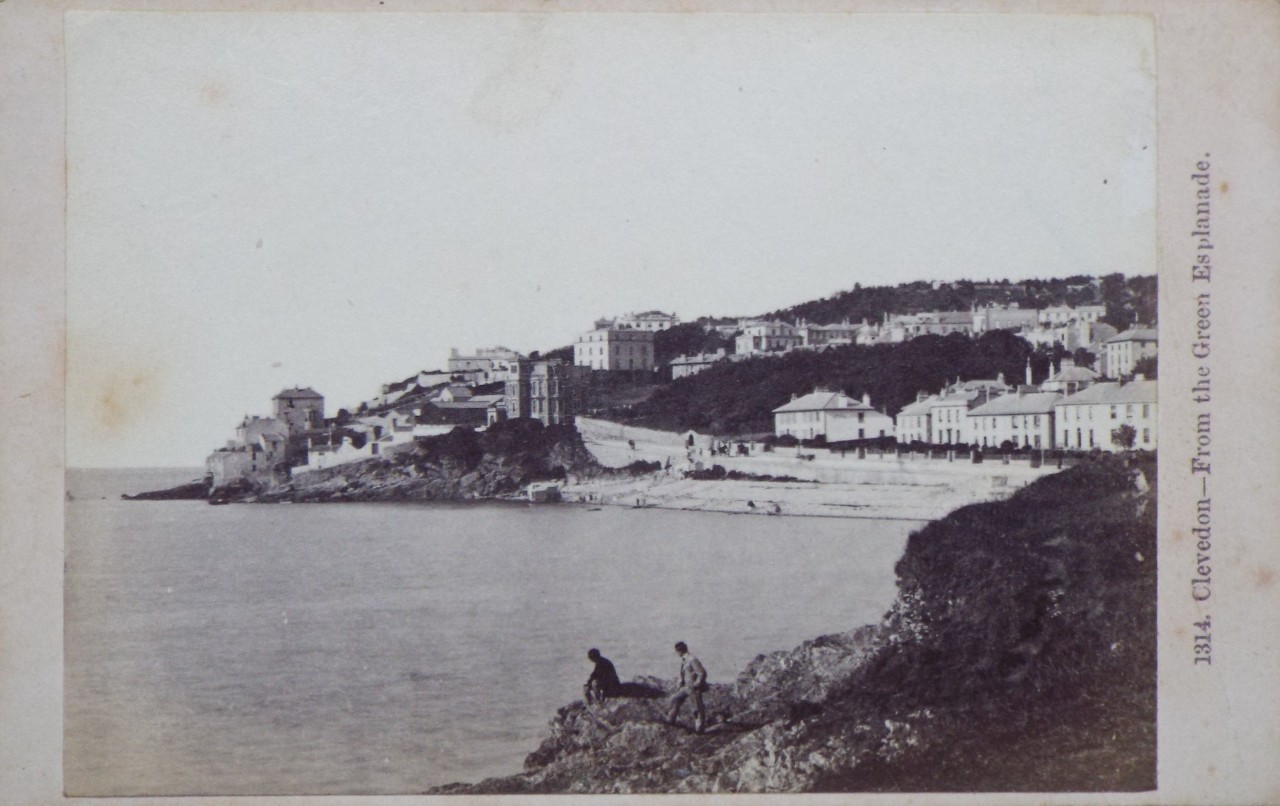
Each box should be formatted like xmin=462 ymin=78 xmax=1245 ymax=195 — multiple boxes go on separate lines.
xmin=564 ymin=418 xmax=1060 ymax=521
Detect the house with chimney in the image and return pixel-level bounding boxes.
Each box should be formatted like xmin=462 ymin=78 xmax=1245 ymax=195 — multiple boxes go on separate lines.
xmin=1054 ymin=378 xmax=1157 ymax=452
xmin=968 ymin=389 xmax=1063 ymax=450
xmin=772 ymin=389 xmax=894 ymax=442
xmin=1101 ymin=328 xmax=1158 ymax=378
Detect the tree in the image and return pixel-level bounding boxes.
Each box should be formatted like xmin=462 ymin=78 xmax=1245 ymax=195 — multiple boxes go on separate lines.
xmin=1111 ymin=424 xmax=1137 ymax=451
xmin=1132 ymin=355 xmax=1158 ymax=379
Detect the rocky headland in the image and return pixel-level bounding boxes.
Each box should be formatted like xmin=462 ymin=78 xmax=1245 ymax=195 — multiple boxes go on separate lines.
xmin=434 ymin=454 xmax=1156 ymax=794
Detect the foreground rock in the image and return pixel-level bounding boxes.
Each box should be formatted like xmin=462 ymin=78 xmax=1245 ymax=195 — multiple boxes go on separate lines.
xmin=436 ymin=454 xmax=1156 ymax=794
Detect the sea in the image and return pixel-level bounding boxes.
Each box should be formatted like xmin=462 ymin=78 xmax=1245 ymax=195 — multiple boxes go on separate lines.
xmin=64 ymin=467 xmax=922 ymax=796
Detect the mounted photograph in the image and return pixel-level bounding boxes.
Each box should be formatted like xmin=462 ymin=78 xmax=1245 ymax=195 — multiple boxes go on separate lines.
xmin=63 ymin=10 xmax=1157 ymax=796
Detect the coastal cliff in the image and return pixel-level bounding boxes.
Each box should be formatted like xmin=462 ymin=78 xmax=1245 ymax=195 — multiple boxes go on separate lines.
xmin=436 ymin=454 xmax=1156 ymax=794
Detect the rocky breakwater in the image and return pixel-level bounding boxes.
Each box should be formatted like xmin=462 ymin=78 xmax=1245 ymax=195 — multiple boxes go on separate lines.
xmin=437 ymin=454 xmax=1156 ymax=794
xmin=230 ymin=419 xmax=608 ymax=503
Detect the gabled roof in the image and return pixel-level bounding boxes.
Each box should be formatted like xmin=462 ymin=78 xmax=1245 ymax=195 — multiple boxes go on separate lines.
xmin=1106 ymin=328 xmax=1158 ymax=344
xmin=773 ymin=391 xmax=876 ymax=414
xmin=1057 ymin=380 xmax=1157 ymax=406
xmin=970 ymin=391 xmax=1062 ymax=416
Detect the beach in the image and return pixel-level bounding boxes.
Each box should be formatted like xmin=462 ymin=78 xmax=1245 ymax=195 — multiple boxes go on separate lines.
xmin=565 ymin=417 xmax=1061 ymax=521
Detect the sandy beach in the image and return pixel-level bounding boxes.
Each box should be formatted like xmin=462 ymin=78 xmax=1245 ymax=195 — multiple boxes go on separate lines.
xmin=563 ymin=417 xmax=1062 ymax=521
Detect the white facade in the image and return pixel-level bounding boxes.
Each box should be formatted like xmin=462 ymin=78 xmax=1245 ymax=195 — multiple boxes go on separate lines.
xmin=446 ymin=346 xmax=525 ymax=384
xmin=736 ymin=320 xmax=802 ymax=356
xmin=773 ymin=390 xmax=895 ymax=442
xmin=1055 ymin=380 xmax=1157 ymax=452
xmin=1102 ymin=328 xmax=1158 ymax=378
xmin=615 ymin=310 xmax=680 ymax=331
xmin=574 ymin=327 xmax=656 ymax=371
xmin=1038 ymin=304 xmax=1105 ymax=325
xmin=895 ymin=395 xmax=936 ymax=444
xmin=929 ymin=393 xmax=980 ymax=445
xmin=973 ymin=305 xmax=1040 ymax=333
xmin=968 ymin=391 xmax=1062 ymax=450
xmin=669 ymin=349 xmax=737 ymax=379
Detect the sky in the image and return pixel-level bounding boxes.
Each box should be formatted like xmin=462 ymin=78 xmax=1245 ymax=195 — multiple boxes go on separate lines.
xmin=65 ymin=11 xmax=1156 ymax=467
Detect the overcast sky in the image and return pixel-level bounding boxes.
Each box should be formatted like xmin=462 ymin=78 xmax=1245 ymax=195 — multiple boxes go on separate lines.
xmin=65 ymin=11 xmax=1155 ymax=468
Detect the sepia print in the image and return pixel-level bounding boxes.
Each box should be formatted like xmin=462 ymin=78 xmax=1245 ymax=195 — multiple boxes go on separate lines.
xmin=2 ymin=2 xmax=1278 ymax=805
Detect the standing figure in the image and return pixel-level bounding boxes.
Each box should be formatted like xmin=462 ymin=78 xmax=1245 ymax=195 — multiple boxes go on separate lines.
xmin=583 ymin=648 xmax=622 ymax=705
xmin=667 ymin=641 xmax=708 ymax=733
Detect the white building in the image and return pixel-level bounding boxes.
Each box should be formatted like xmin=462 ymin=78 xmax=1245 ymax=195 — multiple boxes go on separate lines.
xmin=669 ymin=349 xmax=740 ymax=379
xmin=736 ymin=320 xmax=802 ymax=356
xmin=613 ymin=310 xmax=680 ymax=331
xmin=773 ymin=389 xmax=895 ymax=442
xmin=973 ymin=304 xmax=1040 ymax=333
xmin=446 ymin=346 xmax=525 ymax=385
xmin=929 ymin=390 xmax=985 ymax=445
xmin=1101 ymin=328 xmax=1158 ymax=378
xmin=895 ymin=393 xmax=937 ymax=444
xmin=1038 ymin=304 xmax=1106 ymax=325
xmin=1055 ymin=379 xmax=1157 ymax=452
xmin=1039 ymin=357 xmax=1100 ymax=394
xmin=574 ymin=326 xmax=656 ymax=371
xmin=968 ymin=390 xmax=1062 ymax=450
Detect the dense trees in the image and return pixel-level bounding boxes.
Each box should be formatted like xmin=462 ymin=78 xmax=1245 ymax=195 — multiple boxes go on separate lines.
xmin=625 ymin=331 xmax=1058 ymax=435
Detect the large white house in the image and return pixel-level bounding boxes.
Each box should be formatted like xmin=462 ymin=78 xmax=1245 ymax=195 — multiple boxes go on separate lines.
xmin=1101 ymin=328 xmax=1158 ymax=378
xmin=773 ymin=389 xmax=895 ymax=442
xmin=574 ymin=326 xmax=656 ymax=371
xmin=736 ymin=320 xmax=802 ymax=356
xmin=1054 ymin=379 xmax=1157 ymax=452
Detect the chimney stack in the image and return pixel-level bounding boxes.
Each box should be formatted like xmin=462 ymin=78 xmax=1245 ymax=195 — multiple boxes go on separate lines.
xmin=1025 ymin=358 xmax=1033 ymax=386
xmin=862 ymin=392 xmax=871 ymax=407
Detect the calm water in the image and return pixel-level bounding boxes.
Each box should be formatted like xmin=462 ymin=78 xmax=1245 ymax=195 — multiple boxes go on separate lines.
xmin=65 ymin=468 xmax=920 ymax=795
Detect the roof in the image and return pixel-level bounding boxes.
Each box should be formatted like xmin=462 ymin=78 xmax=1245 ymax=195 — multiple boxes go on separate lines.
xmin=897 ymin=397 xmax=937 ymax=417
xmin=970 ymin=391 xmax=1062 ymax=416
xmin=1046 ymin=364 xmax=1099 ymax=383
xmin=930 ymin=390 xmax=985 ymax=408
xmin=773 ymin=391 xmax=876 ymax=414
xmin=1057 ymin=380 xmax=1157 ymax=406
xmin=274 ymin=387 xmax=323 ymax=399
xmin=1106 ymin=328 xmax=1158 ymax=344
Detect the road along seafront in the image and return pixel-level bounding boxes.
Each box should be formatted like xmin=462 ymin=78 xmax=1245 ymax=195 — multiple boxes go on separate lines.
xmin=562 ymin=417 xmax=1061 ymax=522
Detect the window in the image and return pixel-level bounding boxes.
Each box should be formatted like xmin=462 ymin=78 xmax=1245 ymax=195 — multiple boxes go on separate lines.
xmin=1142 ymin=428 xmax=1150 ymax=443
xmin=1110 ymin=405 xmax=1117 ymax=419
xmin=1143 ymin=404 xmax=1150 ymax=418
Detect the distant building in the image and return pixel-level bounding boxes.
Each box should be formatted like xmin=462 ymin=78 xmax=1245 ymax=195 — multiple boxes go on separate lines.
xmin=669 ymin=348 xmax=739 ymax=379
xmin=1038 ymin=304 xmax=1106 ymax=325
xmin=968 ymin=389 xmax=1063 ymax=450
xmin=772 ymin=389 xmax=894 ymax=442
xmin=600 ymin=310 xmax=680 ymax=332
xmin=206 ymin=415 xmax=291 ymax=487
xmin=1055 ymin=379 xmax=1157 ymax=452
xmin=1101 ymin=328 xmax=1158 ymax=378
xmin=1039 ymin=357 xmax=1099 ymax=395
xmin=446 ymin=346 xmax=524 ymax=385
xmin=273 ymin=387 xmax=324 ymax=434
xmin=973 ymin=304 xmax=1040 ymax=333
xmin=505 ymin=358 xmax=586 ymax=426
xmin=574 ymin=326 xmax=656 ymax=371
xmin=736 ymin=320 xmax=802 ymax=356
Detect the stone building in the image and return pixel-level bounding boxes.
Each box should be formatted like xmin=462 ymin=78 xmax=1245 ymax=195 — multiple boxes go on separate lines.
xmin=272 ymin=387 xmax=324 ymax=434
xmin=1101 ymin=328 xmax=1158 ymax=378
xmin=504 ymin=359 xmax=587 ymax=426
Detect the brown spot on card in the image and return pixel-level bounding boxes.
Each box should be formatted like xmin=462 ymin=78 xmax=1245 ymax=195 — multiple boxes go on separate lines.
xmin=1255 ymin=567 xmax=1276 ymax=589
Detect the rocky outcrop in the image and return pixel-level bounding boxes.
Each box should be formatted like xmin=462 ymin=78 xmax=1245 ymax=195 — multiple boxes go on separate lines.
xmin=437 ymin=454 xmax=1156 ymax=794
xmin=243 ymin=419 xmax=607 ymax=503
xmin=122 ymin=478 xmax=210 ymax=500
